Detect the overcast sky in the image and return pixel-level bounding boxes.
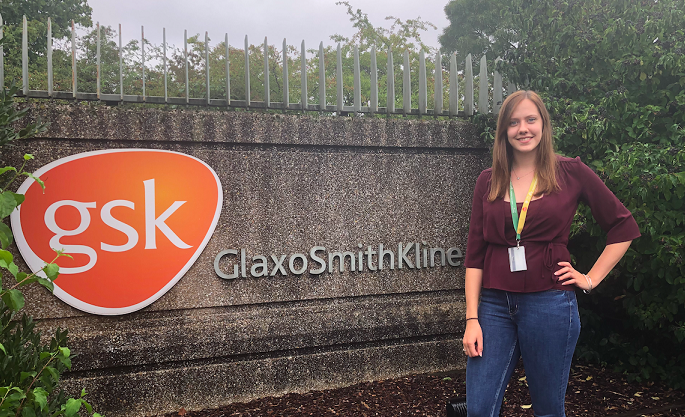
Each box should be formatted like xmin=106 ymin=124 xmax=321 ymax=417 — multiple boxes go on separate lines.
xmin=86 ymin=0 xmax=451 ymax=52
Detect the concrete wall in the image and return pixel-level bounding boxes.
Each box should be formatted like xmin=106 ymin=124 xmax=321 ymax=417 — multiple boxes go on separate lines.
xmin=6 ymin=102 xmax=488 ymax=416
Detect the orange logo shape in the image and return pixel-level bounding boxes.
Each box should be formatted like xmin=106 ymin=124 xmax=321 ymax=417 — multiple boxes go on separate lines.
xmin=10 ymin=150 xmax=222 ymax=315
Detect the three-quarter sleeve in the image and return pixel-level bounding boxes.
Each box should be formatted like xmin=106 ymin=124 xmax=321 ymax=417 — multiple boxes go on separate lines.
xmin=576 ymin=158 xmax=641 ymax=244
xmin=464 ymin=170 xmax=491 ymax=269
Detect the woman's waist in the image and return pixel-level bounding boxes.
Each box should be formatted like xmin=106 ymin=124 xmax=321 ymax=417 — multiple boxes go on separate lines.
xmin=484 ymin=241 xmax=571 ymax=279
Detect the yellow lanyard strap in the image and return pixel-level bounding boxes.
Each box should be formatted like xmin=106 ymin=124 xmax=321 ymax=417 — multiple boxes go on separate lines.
xmin=509 ymin=174 xmax=538 ymax=241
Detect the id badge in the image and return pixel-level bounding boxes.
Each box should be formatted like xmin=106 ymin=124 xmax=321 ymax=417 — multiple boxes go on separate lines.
xmin=508 ymin=245 xmax=527 ymax=272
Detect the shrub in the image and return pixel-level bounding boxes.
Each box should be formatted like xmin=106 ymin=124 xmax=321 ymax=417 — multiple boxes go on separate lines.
xmin=0 ymin=84 xmax=101 ymax=416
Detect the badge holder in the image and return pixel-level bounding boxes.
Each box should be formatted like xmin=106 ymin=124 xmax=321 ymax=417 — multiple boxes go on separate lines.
xmin=508 ymin=175 xmax=537 ymax=273
xmin=508 ymin=240 xmax=527 ymax=272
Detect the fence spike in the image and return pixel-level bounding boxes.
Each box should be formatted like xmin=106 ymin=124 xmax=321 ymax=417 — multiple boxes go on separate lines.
xmin=96 ymin=23 xmax=101 ymax=99
xmin=387 ymin=49 xmax=394 ymax=114
xmin=23 ymin=16 xmax=28 ymax=95
xmin=47 ymin=17 xmax=52 ymax=96
xmin=206 ymin=32 xmax=211 ymax=105
xmin=263 ymin=37 xmax=270 ymax=107
xmin=403 ymin=50 xmax=410 ymax=115
xmin=184 ymin=30 xmax=189 ymax=103
xmin=370 ymin=46 xmax=378 ymax=113
xmin=163 ymin=28 xmax=168 ymax=102
xmin=336 ymin=43 xmax=343 ymax=113
xmin=318 ymin=42 xmax=325 ymax=111
xmin=434 ymin=52 xmax=443 ymax=116
xmin=0 ymin=13 xmax=4 ymax=90
xmin=119 ymin=24 xmax=123 ymax=100
xmin=507 ymin=80 xmax=517 ymax=95
xmin=478 ymin=55 xmax=488 ymax=113
xmin=282 ymin=38 xmax=289 ymax=108
xmin=225 ymin=34 xmax=230 ymax=106
xmin=419 ymin=50 xmax=427 ymax=115
xmin=300 ymin=40 xmax=307 ymax=110
xmin=142 ymin=26 xmax=146 ymax=100
xmin=464 ymin=54 xmax=473 ymax=116
xmin=449 ymin=52 xmax=458 ymax=117
xmin=354 ymin=45 xmax=361 ymax=114
xmin=494 ymin=57 xmax=503 ymax=114
xmin=245 ymin=35 xmax=250 ymax=106
xmin=2 ymin=17 xmax=505 ymax=116
xmin=71 ymin=19 xmax=76 ymax=97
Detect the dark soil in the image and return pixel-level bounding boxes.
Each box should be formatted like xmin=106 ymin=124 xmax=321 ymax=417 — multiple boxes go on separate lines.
xmin=161 ymin=362 xmax=685 ymax=417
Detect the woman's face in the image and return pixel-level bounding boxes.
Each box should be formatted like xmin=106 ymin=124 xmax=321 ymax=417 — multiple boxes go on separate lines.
xmin=506 ymin=98 xmax=543 ymax=157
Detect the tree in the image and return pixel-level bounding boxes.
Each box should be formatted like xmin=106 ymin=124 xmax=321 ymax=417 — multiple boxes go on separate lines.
xmin=439 ymin=0 xmax=515 ymax=62
xmin=5 ymin=1 xmax=453 ymax=113
xmin=0 ymin=0 xmax=92 ymax=87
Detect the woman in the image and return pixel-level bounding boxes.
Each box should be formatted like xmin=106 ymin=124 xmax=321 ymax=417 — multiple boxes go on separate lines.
xmin=462 ymin=90 xmax=640 ymax=417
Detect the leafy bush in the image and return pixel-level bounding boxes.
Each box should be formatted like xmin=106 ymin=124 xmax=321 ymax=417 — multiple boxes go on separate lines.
xmin=0 ymin=85 xmax=101 ymax=416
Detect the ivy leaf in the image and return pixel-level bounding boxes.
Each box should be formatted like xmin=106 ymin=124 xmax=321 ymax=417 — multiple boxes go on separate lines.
xmin=33 ymin=387 xmax=48 ymax=411
xmin=21 ymin=172 xmax=45 ymax=191
xmin=23 ymin=154 xmax=34 ymax=161
xmin=0 ymin=223 xmax=13 ymax=248
xmin=0 ymin=191 xmax=18 ymax=219
xmin=1 ymin=289 xmax=25 ymax=311
xmin=44 ymin=366 xmax=59 ymax=383
xmin=0 ymin=166 xmax=17 ymax=176
xmin=6 ymin=387 xmax=26 ymax=402
xmin=37 ymin=277 xmax=54 ymax=292
xmin=44 ymin=263 xmax=60 ymax=281
xmin=0 ymin=342 xmax=6 ymax=355
xmin=8 ymin=261 xmax=19 ymax=278
xmin=10 ymin=192 xmax=24 ymax=206
xmin=64 ymin=398 xmax=82 ymax=417
xmin=20 ymin=371 xmax=36 ymax=382
xmin=675 ymin=172 xmax=685 ymax=185
xmin=0 ymin=249 xmax=13 ymax=265
xmin=18 ymin=276 xmax=38 ymax=287
xmin=60 ymin=355 xmax=72 ymax=369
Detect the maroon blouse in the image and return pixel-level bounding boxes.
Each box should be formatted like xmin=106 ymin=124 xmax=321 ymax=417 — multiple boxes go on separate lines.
xmin=464 ymin=156 xmax=641 ymax=292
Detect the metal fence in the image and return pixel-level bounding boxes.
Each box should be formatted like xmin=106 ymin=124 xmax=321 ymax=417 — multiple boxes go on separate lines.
xmin=1 ymin=15 xmax=517 ymax=116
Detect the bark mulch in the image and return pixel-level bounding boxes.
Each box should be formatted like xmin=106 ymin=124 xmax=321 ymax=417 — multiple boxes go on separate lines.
xmin=161 ymin=362 xmax=685 ymax=417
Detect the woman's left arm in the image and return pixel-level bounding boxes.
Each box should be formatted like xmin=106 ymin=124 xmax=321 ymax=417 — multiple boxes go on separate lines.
xmin=556 ymin=159 xmax=641 ymax=291
xmin=557 ymin=240 xmax=632 ymax=291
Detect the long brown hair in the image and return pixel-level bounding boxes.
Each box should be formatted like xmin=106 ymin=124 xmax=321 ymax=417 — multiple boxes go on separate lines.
xmin=488 ymin=90 xmax=559 ymax=202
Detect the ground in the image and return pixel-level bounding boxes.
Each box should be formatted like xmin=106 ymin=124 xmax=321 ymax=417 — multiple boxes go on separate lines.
xmin=160 ymin=362 xmax=685 ymax=417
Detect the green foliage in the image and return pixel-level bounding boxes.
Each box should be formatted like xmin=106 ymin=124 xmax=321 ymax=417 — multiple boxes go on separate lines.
xmin=0 ymin=0 xmax=93 ymax=86
xmin=0 ymin=88 xmax=100 ymax=415
xmin=571 ymin=142 xmax=685 ymax=387
xmin=441 ymin=0 xmax=685 ymax=386
xmin=0 ymin=312 xmax=100 ymax=417
xmin=7 ymin=2 xmax=464 ymax=114
xmin=439 ymin=0 xmax=517 ymax=64
xmin=0 ymin=83 xmax=48 ymax=148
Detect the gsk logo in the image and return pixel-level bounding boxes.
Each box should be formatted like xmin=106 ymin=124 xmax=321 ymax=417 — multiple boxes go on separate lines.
xmin=10 ymin=149 xmax=223 ymax=315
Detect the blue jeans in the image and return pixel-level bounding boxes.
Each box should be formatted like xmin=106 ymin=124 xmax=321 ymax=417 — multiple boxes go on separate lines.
xmin=466 ymin=289 xmax=581 ymax=417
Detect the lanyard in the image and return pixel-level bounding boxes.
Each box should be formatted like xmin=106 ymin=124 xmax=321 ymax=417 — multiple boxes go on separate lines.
xmin=509 ymin=174 xmax=538 ymax=244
